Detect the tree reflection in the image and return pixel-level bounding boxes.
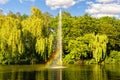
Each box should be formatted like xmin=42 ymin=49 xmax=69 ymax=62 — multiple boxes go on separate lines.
xmin=0 ymin=65 xmax=120 ymax=80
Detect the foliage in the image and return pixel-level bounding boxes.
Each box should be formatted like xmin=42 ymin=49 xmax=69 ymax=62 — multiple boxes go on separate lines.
xmin=0 ymin=17 xmax=24 ymax=64
xmin=89 ymin=34 xmax=108 ymax=63
xmin=21 ymin=7 xmax=54 ymax=63
xmin=0 ymin=7 xmax=54 ymax=64
xmin=105 ymin=51 xmax=120 ymax=64
xmin=63 ymin=33 xmax=108 ymax=64
xmin=0 ymin=7 xmax=120 ymax=64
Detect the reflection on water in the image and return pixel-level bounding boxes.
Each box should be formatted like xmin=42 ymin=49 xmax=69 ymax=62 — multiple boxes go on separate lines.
xmin=0 ymin=64 xmax=120 ymax=80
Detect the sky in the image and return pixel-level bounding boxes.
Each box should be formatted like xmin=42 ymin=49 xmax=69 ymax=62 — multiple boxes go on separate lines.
xmin=0 ymin=0 xmax=120 ymax=18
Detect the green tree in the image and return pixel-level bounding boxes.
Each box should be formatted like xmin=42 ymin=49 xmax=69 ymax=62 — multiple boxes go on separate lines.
xmin=22 ymin=7 xmax=54 ymax=63
xmin=99 ymin=17 xmax=120 ymax=51
xmin=0 ymin=17 xmax=24 ymax=64
xmin=31 ymin=7 xmax=42 ymax=18
xmin=89 ymin=34 xmax=108 ymax=63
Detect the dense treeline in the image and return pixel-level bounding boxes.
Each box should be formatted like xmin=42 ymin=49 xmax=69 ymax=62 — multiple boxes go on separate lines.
xmin=0 ymin=7 xmax=120 ymax=64
xmin=0 ymin=7 xmax=54 ymax=64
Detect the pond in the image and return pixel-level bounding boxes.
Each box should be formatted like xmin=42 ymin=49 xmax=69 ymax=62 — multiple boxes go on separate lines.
xmin=0 ymin=64 xmax=120 ymax=80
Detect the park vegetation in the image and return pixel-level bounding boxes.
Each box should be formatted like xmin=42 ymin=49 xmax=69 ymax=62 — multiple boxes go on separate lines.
xmin=0 ymin=7 xmax=120 ymax=64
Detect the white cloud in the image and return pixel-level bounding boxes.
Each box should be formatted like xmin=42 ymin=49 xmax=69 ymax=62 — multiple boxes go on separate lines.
xmin=19 ymin=0 xmax=35 ymax=3
xmin=0 ymin=0 xmax=9 ymax=4
xmin=45 ymin=0 xmax=82 ymax=10
xmin=86 ymin=1 xmax=120 ymax=18
xmin=96 ymin=0 xmax=114 ymax=3
xmin=91 ymin=14 xmax=119 ymax=18
xmin=86 ymin=3 xmax=120 ymax=14
xmin=19 ymin=0 xmax=23 ymax=3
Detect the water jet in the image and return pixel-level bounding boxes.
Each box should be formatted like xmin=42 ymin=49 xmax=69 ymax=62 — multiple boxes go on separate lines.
xmin=45 ymin=9 xmax=64 ymax=68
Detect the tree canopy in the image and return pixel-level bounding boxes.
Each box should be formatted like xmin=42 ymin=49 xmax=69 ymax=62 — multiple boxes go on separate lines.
xmin=0 ymin=7 xmax=120 ymax=64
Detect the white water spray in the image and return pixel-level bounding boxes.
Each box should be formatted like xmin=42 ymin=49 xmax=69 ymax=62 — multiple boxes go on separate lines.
xmin=46 ymin=9 xmax=63 ymax=67
xmin=58 ymin=9 xmax=62 ymax=66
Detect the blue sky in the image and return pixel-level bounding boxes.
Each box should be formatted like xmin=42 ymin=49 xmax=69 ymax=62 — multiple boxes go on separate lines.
xmin=0 ymin=0 xmax=88 ymax=16
xmin=0 ymin=0 xmax=120 ymax=18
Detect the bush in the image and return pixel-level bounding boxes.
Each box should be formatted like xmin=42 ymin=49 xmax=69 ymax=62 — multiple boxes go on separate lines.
xmin=105 ymin=51 xmax=120 ymax=64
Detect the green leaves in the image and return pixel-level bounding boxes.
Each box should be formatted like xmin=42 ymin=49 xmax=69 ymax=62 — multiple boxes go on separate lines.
xmin=63 ymin=33 xmax=108 ymax=64
xmin=22 ymin=8 xmax=54 ymax=62
xmin=89 ymin=34 xmax=108 ymax=63
xmin=63 ymin=34 xmax=92 ymax=63
xmin=0 ymin=7 xmax=120 ymax=64
xmin=0 ymin=7 xmax=54 ymax=64
xmin=0 ymin=17 xmax=24 ymax=64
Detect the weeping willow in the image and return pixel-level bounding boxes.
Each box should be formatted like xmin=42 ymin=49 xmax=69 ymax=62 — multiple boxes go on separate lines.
xmin=0 ymin=7 xmax=54 ymax=64
xmin=35 ymin=38 xmax=45 ymax=56
xmin=22 ymin=13 xmax=54 ymax=62
xmin=0 ymin=17 xmax=24 ymax=64
xmin=22 ymin=17 xmax=44 ymax=60
xmin=22 ymin=17 xmax=43 ymax=38
xmin=47 ymin=34 xmax=53 ymax=56
xmin=89 ymin=34 xmax=108 ymax=63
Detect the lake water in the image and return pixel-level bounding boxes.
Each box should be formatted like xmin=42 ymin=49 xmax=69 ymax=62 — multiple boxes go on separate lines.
xmin=0 ymin=64 xmax=120 ymax=80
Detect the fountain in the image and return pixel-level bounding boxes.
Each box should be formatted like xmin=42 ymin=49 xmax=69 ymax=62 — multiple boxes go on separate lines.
xmin=45 ymin=9 xmax=65 ymax=68
xmin=57 ymin=8 xmax=62 ymax=66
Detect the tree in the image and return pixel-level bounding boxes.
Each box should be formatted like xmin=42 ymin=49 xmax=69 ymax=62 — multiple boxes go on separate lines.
xmin=62 ymin=11 xmax=71 ymax=17
xmin=31 ymin=7 xmax=42 ymax=18
xmin=22 ymin=7 xmax=54 ymax=63
xmin=0 ymin=9 xmax=3 ymax=15
xmin=99 ymin=17 xmax=120 ymax=51
xmin=22 ymin=14 xmax=29 ymax=20
xmin=0 ymin=17 xmax=24 ymax=64
xmin=7 ymin=11 xmax=17 ymax=18
xmin=89 ymin=34 xmax=108 ymax=63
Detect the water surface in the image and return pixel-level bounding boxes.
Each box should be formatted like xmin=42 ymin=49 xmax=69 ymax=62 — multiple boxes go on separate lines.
xmin=0 ymin=64 xmax=120 ymax=80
